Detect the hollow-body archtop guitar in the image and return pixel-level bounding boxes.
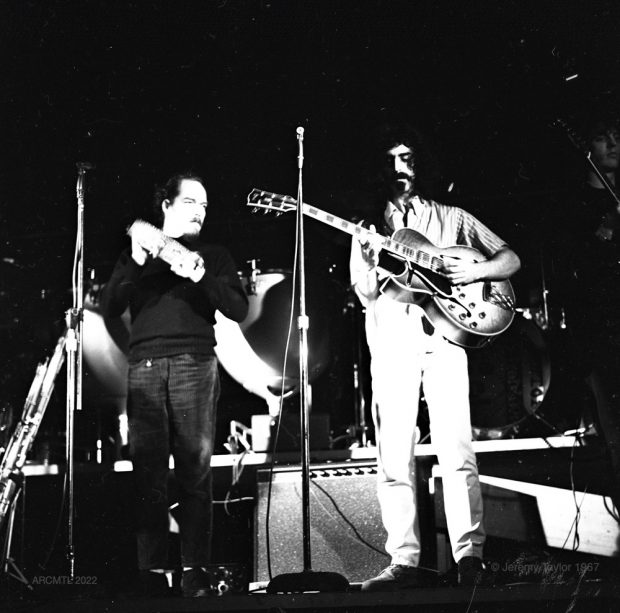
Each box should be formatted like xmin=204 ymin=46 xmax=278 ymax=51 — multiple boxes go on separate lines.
xmin=247 ymin=188 xmax=516 ymax=349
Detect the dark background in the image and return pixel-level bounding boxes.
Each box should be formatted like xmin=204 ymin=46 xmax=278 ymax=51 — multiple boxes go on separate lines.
xmin=2 ymin=0 xmax=620 ymax=450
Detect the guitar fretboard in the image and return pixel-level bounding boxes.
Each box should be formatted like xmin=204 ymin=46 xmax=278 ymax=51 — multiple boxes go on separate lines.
xmin=248 ymin=189 xmax=445 ymax=273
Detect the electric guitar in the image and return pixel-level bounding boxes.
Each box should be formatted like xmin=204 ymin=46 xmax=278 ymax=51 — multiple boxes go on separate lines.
xmin=247 ymin=188 xmax=516 ymax=349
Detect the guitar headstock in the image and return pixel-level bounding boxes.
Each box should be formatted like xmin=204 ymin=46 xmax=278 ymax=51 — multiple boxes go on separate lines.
xmin=551 ymin=118 xmax=588 ymax=154
xmin=247 ymin=188 xmax=297 ymax=215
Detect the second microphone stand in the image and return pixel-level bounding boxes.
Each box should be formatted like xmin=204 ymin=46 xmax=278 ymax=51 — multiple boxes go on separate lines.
xmin=266 ymin=129 xmax=348 ymax=593
xmin=64 ymin=162 xmax=91 ymax=580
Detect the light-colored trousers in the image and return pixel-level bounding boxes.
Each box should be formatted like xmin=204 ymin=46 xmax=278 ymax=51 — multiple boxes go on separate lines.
xmin=364 ymin=295 xmax=485 ymax=566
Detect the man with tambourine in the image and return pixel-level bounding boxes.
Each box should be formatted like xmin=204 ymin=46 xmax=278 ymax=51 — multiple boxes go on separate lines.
xmin=101 ymin=173 xmax=248 ymax=597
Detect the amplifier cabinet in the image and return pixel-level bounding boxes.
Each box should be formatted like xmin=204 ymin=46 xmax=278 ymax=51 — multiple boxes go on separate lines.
xmin=254 ymin=461 xmax=389 ymax=583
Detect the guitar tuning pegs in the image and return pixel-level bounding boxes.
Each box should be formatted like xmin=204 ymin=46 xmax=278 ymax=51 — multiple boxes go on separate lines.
xmin=275 ymin=211 xmax=282 ymax=217
xmin=252 ymin=207 xmax=259 ymax=213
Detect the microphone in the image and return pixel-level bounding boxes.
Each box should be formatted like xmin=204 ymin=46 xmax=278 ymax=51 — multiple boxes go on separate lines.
xmin=297 ymin=126 xmax=304 ymax=169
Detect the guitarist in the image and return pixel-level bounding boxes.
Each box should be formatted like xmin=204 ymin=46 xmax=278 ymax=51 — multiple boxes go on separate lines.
xmin=351 ymin=124 xmax=520 ymax=590
xmin=559 ymin=115 xmax=620 ymax=515
xmin=101 ymin=172 xmax=248 ymax=597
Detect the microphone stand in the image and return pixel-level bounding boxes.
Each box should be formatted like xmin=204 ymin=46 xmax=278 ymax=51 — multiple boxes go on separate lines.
xmin=64 ymin=161 xmax=92 ymax=580
xmin=266 ymin=129 xmax=348 ymax=594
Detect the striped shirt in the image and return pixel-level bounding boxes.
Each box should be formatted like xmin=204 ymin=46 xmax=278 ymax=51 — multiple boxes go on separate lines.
xmin=385 ymin=195 xmax=507 ymax=257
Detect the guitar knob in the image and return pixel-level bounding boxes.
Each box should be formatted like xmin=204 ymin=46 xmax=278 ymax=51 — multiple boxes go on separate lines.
xmin=459 ymin=313 xmax=467 ymax=321
xmin=459 ymin=293 xmax=466 ymax=299
xmin=469 ymin=321 xmax=478 ymax=329
xmin=448 ymin=304 xmax=456 ymax=311
xmin=468 ymin=303 xmax=476 ymax=309
xmin=478 ymin=312 xmax=486 ymax=319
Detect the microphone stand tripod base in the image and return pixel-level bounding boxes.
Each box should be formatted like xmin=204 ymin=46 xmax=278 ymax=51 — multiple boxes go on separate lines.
xmin=266 ymin=570 xmax=349 ymax=594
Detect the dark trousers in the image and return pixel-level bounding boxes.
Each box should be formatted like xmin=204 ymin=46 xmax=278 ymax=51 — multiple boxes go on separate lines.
xmin=128 ymin=354 xmax=219 ymax=570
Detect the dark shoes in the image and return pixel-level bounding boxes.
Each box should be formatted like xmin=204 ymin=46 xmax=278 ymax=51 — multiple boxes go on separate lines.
xmin=181 ymin=567 xmax=214 ymax=598
xmin=361 ymin=564 xmax=438 ymax=591
xmin=457 ymin=556 xmax=492 ymax=587
xmin=361 ymin=557 xmax=492 ymax=591
xmin=136 ymin=570 xmax=170 ymax=598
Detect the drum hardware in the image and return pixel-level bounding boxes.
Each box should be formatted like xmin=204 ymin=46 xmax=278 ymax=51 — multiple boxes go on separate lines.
xmin=0 ymin=402 xmax=14 ymax=453
xmin=516 ymin=301 xmax=567 ymax=332
xmin=468 ymin=314 xmax=552 ymax=440
xmin=1 ymin=483 xmax=32 ymax=591
xmin=225 ymin=420 xmax=253 ymax=455
xmin=344 ymin=289 xmax=370 ymax=447
xmin=0 ymin=333 xmax=66 ymax=589
xmin=538 ymin=247 xmax=551 ymax=331
xmin=517 ymin=306 xmax=549 ymax=330
xmin=1 ymin=162 xmax=94 ymax=584
xmin=245 ymin=259 xmax=261 ymax=295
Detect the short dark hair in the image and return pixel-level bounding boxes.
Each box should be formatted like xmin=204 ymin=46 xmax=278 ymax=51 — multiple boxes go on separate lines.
xmin=152 ymin=172 xmax=206 ymax=225
xmin=586 ymin=116 xmax=620 ymax=141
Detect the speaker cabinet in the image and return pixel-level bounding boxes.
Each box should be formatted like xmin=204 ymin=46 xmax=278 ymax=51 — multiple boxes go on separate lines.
xmin=254 ymin=461 xmax=389 ymax=583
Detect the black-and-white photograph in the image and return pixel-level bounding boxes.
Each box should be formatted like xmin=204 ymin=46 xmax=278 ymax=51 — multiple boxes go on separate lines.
xmin=1 ymin=1 xmax=619 ymax=611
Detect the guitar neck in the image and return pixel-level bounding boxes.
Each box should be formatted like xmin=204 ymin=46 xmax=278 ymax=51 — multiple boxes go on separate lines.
xmin=299 ymin=201 xmax=442 ymax=272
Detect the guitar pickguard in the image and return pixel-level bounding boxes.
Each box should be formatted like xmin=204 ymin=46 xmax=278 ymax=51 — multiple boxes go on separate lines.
xmin=378 ymin=251 xmax=453 ymax=297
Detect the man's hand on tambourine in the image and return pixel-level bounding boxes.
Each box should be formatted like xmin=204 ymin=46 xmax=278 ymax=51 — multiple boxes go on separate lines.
xmin=170 ymin=252 xmax=205 ymax=283
xmin=131 ymin=230 xmax=165 ymax=266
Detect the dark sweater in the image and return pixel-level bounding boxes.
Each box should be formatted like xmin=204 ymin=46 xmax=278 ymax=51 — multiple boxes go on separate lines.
xmin=555 ymin=185 xmax=620 ymax=363
xmin=101 ymin=240 xmax=248 ymax=360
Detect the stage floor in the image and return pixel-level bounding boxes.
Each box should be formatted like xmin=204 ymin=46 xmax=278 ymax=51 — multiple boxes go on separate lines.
xmin=3 ymin=436 xmax=620 ymax=612
xmin=2 ymin=579 xmax=619 ymax=613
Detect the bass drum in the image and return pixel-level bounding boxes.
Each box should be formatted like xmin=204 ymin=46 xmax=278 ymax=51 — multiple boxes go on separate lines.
xmin=215 ymin=269 xmax=331 ymax=403
xmin=468 ymin=314 xmax=551 ymax=440
xmin=82 ymin=292 xmax=130 ymax=413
